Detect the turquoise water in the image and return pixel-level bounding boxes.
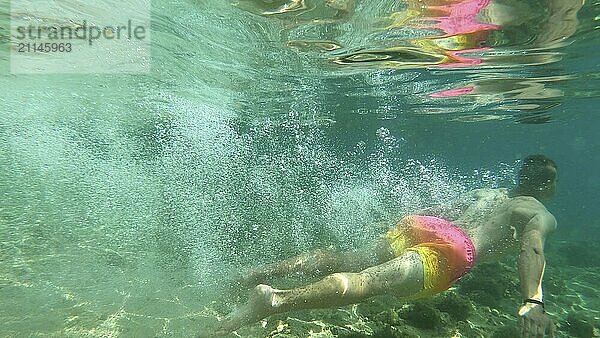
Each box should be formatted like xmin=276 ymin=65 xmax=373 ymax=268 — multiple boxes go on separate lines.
xmin=1 ymin=0 xmax=599 ymax=337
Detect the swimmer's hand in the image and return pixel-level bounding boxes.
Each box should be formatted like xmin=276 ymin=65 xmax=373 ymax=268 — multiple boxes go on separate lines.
xmin=518 ymin=303 xmax=555 ymax=337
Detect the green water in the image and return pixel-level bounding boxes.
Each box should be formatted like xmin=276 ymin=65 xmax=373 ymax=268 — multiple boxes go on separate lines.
xmin=1 ymin=0 xmax=599 ymax=337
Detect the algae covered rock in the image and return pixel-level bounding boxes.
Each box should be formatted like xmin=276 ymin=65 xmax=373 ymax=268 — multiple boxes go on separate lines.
xmin=331 ymin=330 xmax=366 ymax=338
xmin=372 ymin=308 xmax=401 ymax=326
xmin=371 ymin=324 xmax=420 ymax=338
xmin=434 ymin=292 xmax=473 ymax=322
xmin=399 ymin=301 xmax=442 ymax=330
xmin=491 ymin=325 xmax=519 ymax=338
xmin=457 ymin=262 xmax=517 ymax=308
xmin=565 ymin=311 xmax=595 ymax=338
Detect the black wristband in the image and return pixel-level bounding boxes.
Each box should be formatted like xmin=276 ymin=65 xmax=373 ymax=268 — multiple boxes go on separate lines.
xmin=523 ymin=298 xmax=545 ymax=311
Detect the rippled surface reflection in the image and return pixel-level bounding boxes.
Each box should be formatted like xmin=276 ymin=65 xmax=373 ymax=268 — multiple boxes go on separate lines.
xmin=233 ymin=0 xmax=595 ymax=123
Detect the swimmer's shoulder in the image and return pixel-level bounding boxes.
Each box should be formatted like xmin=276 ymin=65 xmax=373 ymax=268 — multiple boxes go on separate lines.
xmin=506 ymin=196 xmax=557 ymax=232
xmin=507 ymin=195 xmax=550 ymax=213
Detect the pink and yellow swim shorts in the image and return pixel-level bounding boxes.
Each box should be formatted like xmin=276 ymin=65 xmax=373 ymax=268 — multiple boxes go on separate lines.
xmin=384 ymin=215 xmax=476 ymax=297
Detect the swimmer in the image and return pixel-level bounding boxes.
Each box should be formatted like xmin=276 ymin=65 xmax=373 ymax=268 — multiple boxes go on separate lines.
xmin=215 ymin=155 xmax=558 ymax=338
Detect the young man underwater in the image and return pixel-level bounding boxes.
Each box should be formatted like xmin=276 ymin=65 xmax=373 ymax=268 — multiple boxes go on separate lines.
xmin=214 ymin=155 xmax=558 ymax=338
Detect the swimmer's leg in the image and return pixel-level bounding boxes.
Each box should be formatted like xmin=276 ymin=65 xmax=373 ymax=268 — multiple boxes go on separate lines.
xmin=236 ymin=238 xmax=394 ymax=286
xmin=216 ymin=251 xmax=423 ymax=334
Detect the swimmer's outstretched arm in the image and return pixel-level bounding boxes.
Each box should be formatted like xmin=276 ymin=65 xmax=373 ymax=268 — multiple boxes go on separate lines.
xmin=517 ymin=210 xmax=557 ymax=337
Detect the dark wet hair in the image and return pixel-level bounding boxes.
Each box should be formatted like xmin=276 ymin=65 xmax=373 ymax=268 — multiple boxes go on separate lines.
xmin=516 ymin=155 xmax=557 ymax=196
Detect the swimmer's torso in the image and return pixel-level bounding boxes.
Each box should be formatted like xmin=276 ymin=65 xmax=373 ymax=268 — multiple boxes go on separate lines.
xmin=420 ymin=188 xmax=551 ymax=261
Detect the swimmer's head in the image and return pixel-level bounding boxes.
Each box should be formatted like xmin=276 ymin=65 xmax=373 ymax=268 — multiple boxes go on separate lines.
xmin=515 ymin=155 xmax=557 ymax=201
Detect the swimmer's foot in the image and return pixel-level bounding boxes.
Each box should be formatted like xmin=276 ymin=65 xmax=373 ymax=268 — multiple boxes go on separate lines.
xmin=214 ymin=284 xmax=276 ymax=336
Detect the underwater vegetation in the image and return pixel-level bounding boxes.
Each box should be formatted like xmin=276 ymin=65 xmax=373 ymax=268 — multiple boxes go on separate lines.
xmin=565 ymin=311 xmax=596 ymax=338
xmin=458 ymin=261 xmax=520 ymax=310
